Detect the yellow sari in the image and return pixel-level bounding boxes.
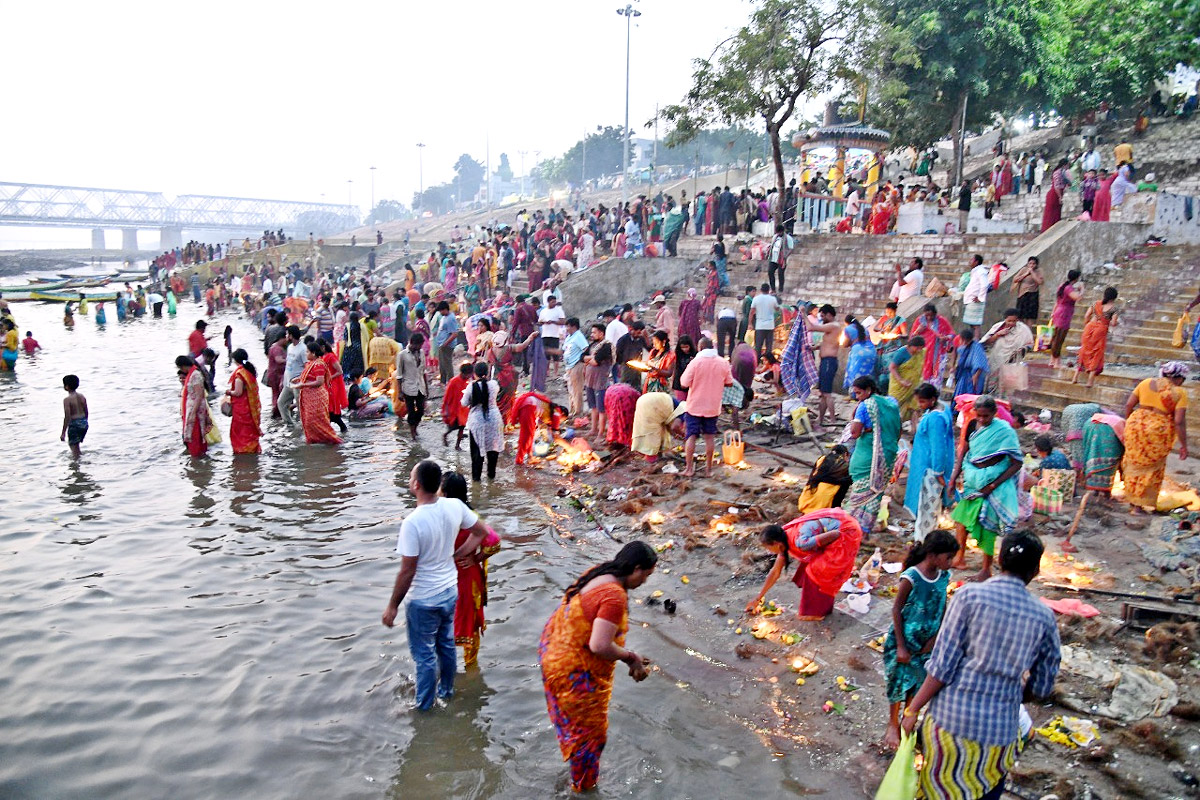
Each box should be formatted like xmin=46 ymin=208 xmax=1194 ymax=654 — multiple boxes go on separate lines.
xmin=889 ymin=348 xmax=926 ymax=419
xmin=1122 ymin=378 xmax=1186 ymax=508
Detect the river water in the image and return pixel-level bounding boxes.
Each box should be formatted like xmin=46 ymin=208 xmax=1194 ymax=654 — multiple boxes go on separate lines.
xmin=0 ymin=286 xmax=832 ymax=798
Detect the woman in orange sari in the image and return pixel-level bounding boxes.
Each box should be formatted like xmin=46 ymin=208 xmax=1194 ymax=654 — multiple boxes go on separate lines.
xmin=226 ymin=349 xmax=262 ymax=454
xmin=176 ymin=355 xmax=211 ymax=458
xmin=291 ymin=342 xmax=342 ymax=445
xmin=1073 ymin=287 xmax=1119 ymax=388
xmin=539 ymin=541 xmax=657 ymax=793
xmin=320 ymin=339 xmax=349 ymax=434
xmin=440 ymin=472 xmax=501 ymax=667
xmin=745 ymin=508 xmax=864 ymax=620
xmin=1122 ymin=362 xmax=1190 ymax=512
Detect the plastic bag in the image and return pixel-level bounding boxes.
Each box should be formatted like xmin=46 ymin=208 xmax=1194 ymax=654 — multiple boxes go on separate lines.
xmin=874 ymin=730 xmax=918 ymax=799
xmin=204 ymin=421 xmax=223 ymax=445
xmin=1172 ymin=312 xmax=1188 ymax=348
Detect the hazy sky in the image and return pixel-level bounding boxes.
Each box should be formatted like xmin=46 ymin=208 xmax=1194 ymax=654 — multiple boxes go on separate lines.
xmin=2 ymin=0 xmax=757 ymax=212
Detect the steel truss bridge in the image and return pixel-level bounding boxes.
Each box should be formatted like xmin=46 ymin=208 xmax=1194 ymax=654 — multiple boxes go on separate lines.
xmin=0 ymin=181 xmax=357 ymax=249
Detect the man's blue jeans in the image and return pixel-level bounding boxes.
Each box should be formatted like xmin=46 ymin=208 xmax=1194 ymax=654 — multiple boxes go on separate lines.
xmin=405 ymin=585 xmax=458 ymax=710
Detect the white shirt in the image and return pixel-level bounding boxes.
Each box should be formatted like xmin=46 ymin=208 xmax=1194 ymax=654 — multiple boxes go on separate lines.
xmin=605 ymin=318 xmax=629 ymax=346
xmin=262 ymin=277 xmax=274 ymax=295
xmin=718 ymin=307 xmax=736 ymax=319
xmin=284 ymin=342 xmax=306 ymax=382
xmin=750 ymin=293 xmax=779 ymax=330
xmin=539 ymin=305 xmax=566 ymax=339
xmin=846 ymin=191 xmax=861 ymax=216
xmin=896 ymin=268 xmax=924 ymax=302
xmin=397 ymin=497 xmax=479 ymax=601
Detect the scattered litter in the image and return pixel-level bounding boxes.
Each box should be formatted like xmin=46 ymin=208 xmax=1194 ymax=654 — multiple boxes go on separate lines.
xmin=1041 ymin=597 xmax=1101 ymax=618
xmin=662 ymin=463 xmax=679 ymax=474
xmin=1059 ymin=646 xmax=1178 ymax=721
xmin=882 ymin=562 xmax=903 ymax=574
xmin=1035 ymin=716 xmax=1100 ymax=748
xmin=607 ymin=487 xmax=630 ymax=501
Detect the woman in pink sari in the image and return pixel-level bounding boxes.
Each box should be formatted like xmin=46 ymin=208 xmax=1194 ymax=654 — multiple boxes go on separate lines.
xmin=1040 ymin=159 xmax=1071 ymax=232
xmin=292 ymin=342 xmax=342 ymax=445
xmin=1090 ymin=170 xmax=1115 ymax=222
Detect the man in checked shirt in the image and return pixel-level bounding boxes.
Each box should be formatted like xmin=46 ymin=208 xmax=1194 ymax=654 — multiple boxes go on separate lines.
xmin=901 ymin=531 xmax=1061 ymax=800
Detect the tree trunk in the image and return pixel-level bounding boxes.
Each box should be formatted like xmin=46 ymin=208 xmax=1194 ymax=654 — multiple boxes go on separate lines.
xmin=768 ymin=122 xmax=786 ymax=226
xmin=950 ymin=88 xmax=969 ymax=186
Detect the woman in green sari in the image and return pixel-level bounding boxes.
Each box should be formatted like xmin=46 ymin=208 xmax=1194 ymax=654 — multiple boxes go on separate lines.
xmin=888 ymin=335 xmax=926 ymax=429
xmin=846 ymin=376 xmax=903 ymax=532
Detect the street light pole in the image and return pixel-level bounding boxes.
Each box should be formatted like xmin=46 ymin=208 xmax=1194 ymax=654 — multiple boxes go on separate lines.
xmin=416 ymin=143 xmax=426 ymax=212
xmin=617 ymin=3 xmax=641 ymax=211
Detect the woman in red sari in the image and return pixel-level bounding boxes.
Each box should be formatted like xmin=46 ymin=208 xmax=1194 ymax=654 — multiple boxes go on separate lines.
xmin=176 ymin=355 xmax=211 ymax=458
xmin=226 ymin=349 xmax=262 ymax=454
xmin=291 ymin=342 xmax=342 ymax=445
xmin=320 ymin=339 xmax=349 ymax=433
xmin=1040 ymin=159 xmax=1071 ymax=232
xmin=700 ymin=261 xmax=720 ymax=324
xmin=441 ymin=472 xmax=502 ymax=666
xmin=745 ymin=508 xmax=864 ymax=620
xmin=1090 ymin=170 xmax=1115 ymax=222
xmin=868 ymin=191 xmax=891 ymax=234
xmin=264 ymin=336 xmax=287 ymax=419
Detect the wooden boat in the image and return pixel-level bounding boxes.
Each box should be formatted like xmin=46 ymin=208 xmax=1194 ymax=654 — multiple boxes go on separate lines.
xmin=30 ymin=289 xmax=119 ymax=303
xmin=0 ymin=280 xmax=71 ymax=301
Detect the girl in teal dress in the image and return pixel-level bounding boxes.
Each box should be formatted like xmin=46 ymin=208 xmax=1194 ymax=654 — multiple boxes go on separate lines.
xmin=882 ymin=529 xmax=959 ymax=749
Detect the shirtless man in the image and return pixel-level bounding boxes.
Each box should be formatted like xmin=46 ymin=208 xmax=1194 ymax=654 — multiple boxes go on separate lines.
xmin=809 ymin=304 xmax=843 ymax=427
xmin=60 ymin=374 xmax=88 ymax=458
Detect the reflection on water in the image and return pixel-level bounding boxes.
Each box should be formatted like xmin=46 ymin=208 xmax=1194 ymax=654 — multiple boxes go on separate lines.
xmin=0 ymin=297 xmax=828 ymax=799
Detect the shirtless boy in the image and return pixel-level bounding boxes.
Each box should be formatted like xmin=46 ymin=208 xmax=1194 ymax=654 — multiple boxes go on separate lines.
xmin=60 ymin=374 xmax=88 ymax=457
xmin=809 ymin=304 xmax=843 ymax=427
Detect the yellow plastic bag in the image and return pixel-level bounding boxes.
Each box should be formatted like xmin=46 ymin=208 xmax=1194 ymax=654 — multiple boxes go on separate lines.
xmin=874 ymin=730 xmax=918 ymax=799
xmin=1172 ymin=312 xmax=1188 ymax=348
xmin=722 ymin=430 xmax=744 ymax=465
xmin=204 ymin=420 xmax=223 ymax=445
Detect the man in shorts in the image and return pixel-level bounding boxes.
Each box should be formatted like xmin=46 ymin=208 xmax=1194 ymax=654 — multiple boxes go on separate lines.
xmin=679 ymin=336 xmax=733 ymax=477
xmin=538 ymin=293 xmax=566 ymax=379
xmin=809 ymin=304 xmax=843 ymax=428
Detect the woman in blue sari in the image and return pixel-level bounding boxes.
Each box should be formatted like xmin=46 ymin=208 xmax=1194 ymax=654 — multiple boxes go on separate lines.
xmin=904 ymin=384 xmax=956 ymax=540
xmin=842 ymin=317 xmax=877 ymax=390
xmin=951 ymin=328 xmax=988 ymax=398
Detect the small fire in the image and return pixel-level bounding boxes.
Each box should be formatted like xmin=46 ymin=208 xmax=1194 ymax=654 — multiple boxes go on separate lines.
xmin=557 ymin=449 xmax=598 ymax=471
xmin=775 ymin=472 xmax=799 ymax=485
xmin=712 ymin=521 xmax=735 ymax=533
xmin=625 ymin=359 xmax=652 ymax=372
xmin=646 ymin=510 xmax=666 ymax=525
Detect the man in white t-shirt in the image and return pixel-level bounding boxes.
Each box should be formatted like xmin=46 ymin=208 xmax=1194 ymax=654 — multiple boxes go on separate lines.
xmin=538 ymin=294 xmax=567 ymax=378
xmin=382 ymin=460 xmax=490 ymax=710
xmin=891 ymin=257 xmax=925 ymax=304
xmin=845 ymin=188 xmax=862 ymax=227
xmin=748 ymin=283 xmax=779 ymax=361
xmin=262 ymin=276 xmax=274 ymax=296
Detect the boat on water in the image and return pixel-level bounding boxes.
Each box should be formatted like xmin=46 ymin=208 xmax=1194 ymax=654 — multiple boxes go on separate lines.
xmin=30 ymin=289 xmax=119 ymax=303
xmin=0 ymin=280 xmax=71 ymax=301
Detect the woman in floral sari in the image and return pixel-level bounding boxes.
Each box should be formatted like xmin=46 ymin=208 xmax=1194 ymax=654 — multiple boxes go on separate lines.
xmin=340 ymin=313 xmax=370 ymax=377
xmin=226 ymin=349 xmax=262 ymax=454
xmin=643 ymin=330 xmax=675 ymax=394
xmin=846 ymin=376 xmax=902 ymax=531
xmin=1122 ymin=362 xmax=1189 ymax=512
xmin=540 ymin=541 xmax=656 ymax=793
xmin=1073 ymin=287 xmax=1119 ymax=388
xmin=487 ymin=329 xmax=537 ymax=420
xmin=440 ymin=472 xmax=501 ymax=667
xmin=410 ymin=309 xmax=432 ymax=368
xmin=292 ymin=342 xmax=342 ymax=445
xmin=176 ymin=356 xmax=211 ymax=458
xmin=842 ymin=318 xmax=877 ymax=390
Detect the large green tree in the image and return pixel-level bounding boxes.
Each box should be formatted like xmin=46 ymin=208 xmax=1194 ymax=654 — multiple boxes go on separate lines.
xmin=543 ymin=126 xmax=627 ymax=185
xmin=453 ymin=154 xmax=486 ymax=201
xmin=661 ymin=0 xmax=861 ymax=222
xmin=1039 ymin=0 xmax=1200 ymax=117
xmin=869 ymin=0 xmax=1047 ymax=182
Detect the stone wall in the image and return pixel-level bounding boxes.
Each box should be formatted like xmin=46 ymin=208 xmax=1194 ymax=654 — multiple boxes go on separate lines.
xmin=561 ymin=256 xmax=701 ymax=321
xmin=982 ymin=221 xmax=1149 ymax=328
xmin=1120 ymin=192 xmax=1200 ymax=245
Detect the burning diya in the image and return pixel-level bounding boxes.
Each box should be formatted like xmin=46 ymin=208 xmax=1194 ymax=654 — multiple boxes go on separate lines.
xmin=625 ymin=359 xmax=652 ymax=373
xmin=555 ymin=438 xmax=599 ymax=472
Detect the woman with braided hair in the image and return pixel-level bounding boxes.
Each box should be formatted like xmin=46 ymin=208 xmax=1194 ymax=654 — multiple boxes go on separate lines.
xmin=539 ymin=541 xmax=657 ymax=792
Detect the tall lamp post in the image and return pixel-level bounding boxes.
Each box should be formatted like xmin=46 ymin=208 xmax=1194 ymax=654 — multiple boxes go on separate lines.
xmin=416 ymin=143 xmax=426 ymax=212
xmin=617 ymin=3 xmax=641 ymax=210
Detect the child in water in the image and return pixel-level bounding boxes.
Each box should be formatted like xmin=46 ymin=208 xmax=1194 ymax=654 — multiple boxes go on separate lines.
xmin=22 ymin=331 xmax=41 ymax=355
xmin=882 ymin=529 xmax=959 ymax=749
xmin=224 ymin=325 xmax=234 ymax=366
xmin=60 ymin=374 xmax=89 ymax=458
